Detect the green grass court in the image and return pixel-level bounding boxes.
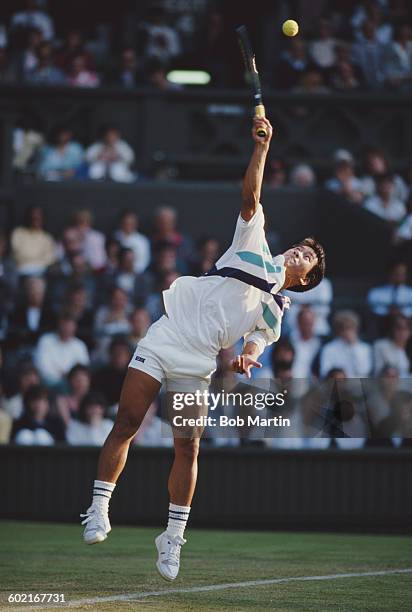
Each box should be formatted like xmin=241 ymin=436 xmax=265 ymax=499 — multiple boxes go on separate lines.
xmin=1 ymin=522 xmax=411 ymax=611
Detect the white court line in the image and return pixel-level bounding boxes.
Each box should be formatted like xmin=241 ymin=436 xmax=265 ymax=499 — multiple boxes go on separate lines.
xmin=9 ymin=568 xmax=412 ymax=610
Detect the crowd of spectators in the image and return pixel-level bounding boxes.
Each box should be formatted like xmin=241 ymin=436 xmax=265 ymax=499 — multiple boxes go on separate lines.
xmin=0 ymin=201 xmax=411 ymax=449
xmin=0 ymin=1 xmax=411 ymax=92
xmin=264 ymin=145 xmax=412 ymax=253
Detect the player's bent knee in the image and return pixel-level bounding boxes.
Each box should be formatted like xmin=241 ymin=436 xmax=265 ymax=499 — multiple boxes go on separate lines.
xmin=113 ymin=411 xmax=141 ymax=439
xmin=174 ymin=438 xmax=200 ymax=463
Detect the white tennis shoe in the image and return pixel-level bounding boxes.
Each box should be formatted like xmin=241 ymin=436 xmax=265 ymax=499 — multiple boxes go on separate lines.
xmin=81 ymin=505 xmax=111 ymax=545
xmin=155 ymin=531 xmax=186 ymax=581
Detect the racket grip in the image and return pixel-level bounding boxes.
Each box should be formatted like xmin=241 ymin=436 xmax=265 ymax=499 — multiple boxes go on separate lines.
xmin=254 ymin=104 xmax=267 ymax=137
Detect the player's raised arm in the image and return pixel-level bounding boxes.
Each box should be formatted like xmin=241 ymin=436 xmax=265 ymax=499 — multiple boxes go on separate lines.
xmin=241 ymin=117 xmax=273 ymax=222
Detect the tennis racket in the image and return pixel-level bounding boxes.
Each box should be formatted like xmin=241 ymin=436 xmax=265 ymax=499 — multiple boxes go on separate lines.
xmin=236 ymin=25 xmax=267 ymax=138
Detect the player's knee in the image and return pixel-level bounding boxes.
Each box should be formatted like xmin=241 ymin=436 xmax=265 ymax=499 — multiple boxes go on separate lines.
xmin=113 ymin=410 xmax=141 ymax=439
xmin=175 ymin=438 xmax=200 ymax=463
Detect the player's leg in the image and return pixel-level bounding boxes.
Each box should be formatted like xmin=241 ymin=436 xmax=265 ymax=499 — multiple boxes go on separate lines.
xmin=156 ymin=388 xmax=206 ymax=581
xmin=81 ymin=368 xmax=161 ymax=544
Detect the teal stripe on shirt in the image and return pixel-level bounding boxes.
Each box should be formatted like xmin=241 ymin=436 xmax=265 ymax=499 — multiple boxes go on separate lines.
xmin=261 ymin=303 xmax=279 ymax=331
xmin=236 ymin=251 xmax=280 ymax=274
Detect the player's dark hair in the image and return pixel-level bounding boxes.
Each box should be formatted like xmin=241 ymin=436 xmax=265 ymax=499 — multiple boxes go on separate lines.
xmin=287 ymin=237 xmax=325 ymax=293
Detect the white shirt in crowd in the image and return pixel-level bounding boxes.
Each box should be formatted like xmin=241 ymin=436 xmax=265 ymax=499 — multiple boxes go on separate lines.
xmin=359 ymin=175 xmax=409 ymax=201
xmin=284 ymin=278 xmax=333 ymax=337
xmin=367 ymin=283 xmax=412 ymax=317
xmin=320 ymin=337 xmax=372 ymax=378
xmin=290 ymin=329 xmax=321 ymax=378
xmin=114 ymin=230 xmax=151 ymax=274
xmin=373 ymin=338 xmax=410 ymax=377
xmin=86 ymin=140 xmax=135 ymax=183
xmin=395 ymin=214 xmax=412 ymax=241
xmin=35 ymin=333 xmax=89 ymax=384
xmin=11 ymin=9 xmax=54 ymax=40
xmin=363 ymin=195 xmax=406 ymax=222
xmin=66 ymin=419 xmax=113 ymax=446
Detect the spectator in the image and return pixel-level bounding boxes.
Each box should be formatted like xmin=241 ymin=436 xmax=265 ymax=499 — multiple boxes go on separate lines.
xmin=265 ymin=158 xmax=287 ymax=188
xmin=395 ymin=195 xmax=412 ymax=244
xmin=293 ymin=69 xmax=330 ymax=94
xmin=375 ymin=390 xmax=412 ymax=446
xmin=92 ymin=338 xmax=131 ymax=408
xmin=325 ymin=158 xmax=364 ymax=203
xmin=12 ymin=384 xmax=65 ymax=445
xmin=0 ymin=48 xmax=16 ymax=83
xmin=352 ymin=19 xmax=387 ymax=89
xmin=4 ymin=364 xmax=40 ymax=420
xmin=11 ymin=0 xmax=54 ymax=41
xmin=0 ymin=231 xmax=18 ymax=335
xmin=35 ymin=314 xmax=89 ymax=386
xmin=116 ymin=47 xmax=140 ymax=88
xmin=189 ymin=237 xmax=220 ymax=276
xmin=56 ymin=29 xmax=94 ymax=74
xmin=197 ymin=10 xmax=228 ymax=87
xmin=57 ymin=364 xmax=91 ymax=426
xmin=48 ymin=250 xmax=96 ymax=310
xmin=26 ymin=41 xmax=65 ymax=85
xmin=385 ymin=24 xmax=412 ymax=90
xmin=359 ymin=147 xmax=408 ymax=201
xmin=109 ymin=247 xmax=150 ymax=304
xmin=277 ymin=38 xmax=313 ymax=90
xmin=352 ymin=1 xmax=393 ymax=45
xmin=364 ymin=173 xmax=406 ymax=222
xmin=151 ymin=205 xmax=193 ymax=267
xmin=114 ymin=210 xmax=151 ymax=273
xmin=0 ymin=386 xmax=12 ymax=443
xmin=289 ymin=163 xmax=316 ymax=187
xmin=128 ymin=307 xmax=150 ymax=346
xmin=368 ymin=261 xmax=412 ymax=318
xmin=309 ymin=18 xmax=338 ymax=70
xmin=86 ymin=125 xmax=135 ymax=183
xmin=11 ymin=205 xmax=56 ymax=275
xmin=373 ymin=314 xmax=411 ymax=376
xmin=330 ymin=57 xmax=361 ymax=91
xmin=71 ymin=209 xmax=106 ymax=271
xmin=146 ymin=270 xmax=180 ymax=322
xmin=284 ymin=277 xmax=333 ymax=337
xmin=103 ymin=237 xmax=121 ymax=275
xmin=290 ymin=306 xmax=321 ymax=378
xmin=67 ymin=53 xmax=99 ymax=88
xmin=61 ymin=283 xmax=95 ymax=348
xmin=145 ymin=58 xmax=181 ymax=90
xmin=94 ymin=287 xmax=132 ymax=340
xmin=13 ymin=117 xmax=44 ymax=172
xmin=139 ymin=6 xmax=181 ymax=63
xmin=66 ymin=392 xmax=113 ymax=446
xmin=320 ymin=310 xmax=373 ymax=378
xmin=366 ymin=365 xmax=400 ymax=426
xmin=7 ymin=276 xmax=53 ymax=352
xmin=16 ymin=26 xmax=43 ymax=79
xmin=38 ymin=125 xmax=84 ymax=181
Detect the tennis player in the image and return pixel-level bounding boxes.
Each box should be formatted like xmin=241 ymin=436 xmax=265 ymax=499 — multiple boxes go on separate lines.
xmin=81 ymin=116 xmax=325 ymax=580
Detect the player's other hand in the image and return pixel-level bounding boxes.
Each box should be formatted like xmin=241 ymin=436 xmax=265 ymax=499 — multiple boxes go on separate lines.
xmin=232 ymin=354 xmax=263 ymax=379
xmin=252 ymin=117 xmax=273 ymax=145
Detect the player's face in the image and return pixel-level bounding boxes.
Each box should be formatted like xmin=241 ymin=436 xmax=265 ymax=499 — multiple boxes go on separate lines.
xmin=283 ymin=245 xmax=317 ymax=279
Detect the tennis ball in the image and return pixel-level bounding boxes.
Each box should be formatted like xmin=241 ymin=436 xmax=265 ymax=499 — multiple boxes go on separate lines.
xmin=282 ymin=19 xmax=299 ymax=37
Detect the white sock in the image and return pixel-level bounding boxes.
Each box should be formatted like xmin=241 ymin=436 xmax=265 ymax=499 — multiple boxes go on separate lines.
xmin=92 ymin=480 xmax=115 ymax=512
xmin=166 ymin=503 xmax=190 ymax=539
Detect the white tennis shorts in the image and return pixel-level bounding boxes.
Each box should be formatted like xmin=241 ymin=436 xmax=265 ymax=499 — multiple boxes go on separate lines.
xmin=129 ymin=315 xmax=216 ymax=392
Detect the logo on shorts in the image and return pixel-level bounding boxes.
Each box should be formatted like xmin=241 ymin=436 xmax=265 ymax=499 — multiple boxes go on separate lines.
xmin=135 ymin=355 xmax=146 ymax=363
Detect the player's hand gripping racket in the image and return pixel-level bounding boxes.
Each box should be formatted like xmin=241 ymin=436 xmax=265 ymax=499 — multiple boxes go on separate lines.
xmin=236 ymin=25 xmax=267 ymax=138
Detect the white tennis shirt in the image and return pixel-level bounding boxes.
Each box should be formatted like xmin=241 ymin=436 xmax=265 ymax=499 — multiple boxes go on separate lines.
xmin=163 ymin=204 xmax=289 ymax=358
